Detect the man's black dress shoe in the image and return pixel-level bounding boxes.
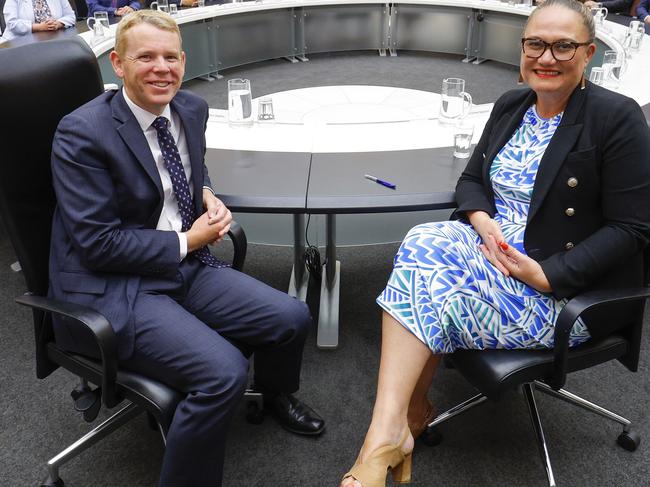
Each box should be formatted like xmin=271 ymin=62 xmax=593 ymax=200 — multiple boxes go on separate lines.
xmin=264 ymin=393 xmax=325 ymax=436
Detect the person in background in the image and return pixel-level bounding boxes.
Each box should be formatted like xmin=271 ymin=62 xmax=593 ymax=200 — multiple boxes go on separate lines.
xmin=87 ymin=0 xmax=140 ymax=17
xmin=0 ymin=0 xmax=75 ymax=41
xmin=340 ymin=0 xmax=650 ymax=485
xmin=145 ymin=0 xmax=205 ymax=9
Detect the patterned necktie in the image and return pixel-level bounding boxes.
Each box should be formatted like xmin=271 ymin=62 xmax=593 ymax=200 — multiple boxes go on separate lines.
xmin=32 ymin=0 xmax=53 ymax=23
xmin=151 ymin=116 xmax=228 ymax=269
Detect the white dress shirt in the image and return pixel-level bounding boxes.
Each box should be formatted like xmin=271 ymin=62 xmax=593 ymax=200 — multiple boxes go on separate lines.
xmin=122 ymin=88 xmax=192 ymax=260
xmin=1 ymin=0 xmax=76 ymax=41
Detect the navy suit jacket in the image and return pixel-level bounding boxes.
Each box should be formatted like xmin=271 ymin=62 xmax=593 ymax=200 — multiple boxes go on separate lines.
xmin=455 ymin=83 xmax=650 ymax=335
xmin=49 ymin=89 xmax=212 ymax=360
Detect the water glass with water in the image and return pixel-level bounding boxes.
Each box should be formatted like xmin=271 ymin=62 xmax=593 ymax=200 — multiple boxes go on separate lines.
xmin=590 ymin=7 xmax=607 ymax=28
xmin=602 ymin=50 xmax=621 ymax=89
xmin=453 ymin=121 xmax=474 ymax=159
xmin=440 ymin=78 xmax=472 ymax=124
xmin=588 ymin=66 xmax=604 ymax=86
xmin=228 ymin=79 xmax=253 ymax=125
xmin=197 ymin=0 xmax=205 ymax=6
xmin=169 ymin=3 xmax=178 ymax=14
xmin=628 ymin=21 xmax=645 ymax=52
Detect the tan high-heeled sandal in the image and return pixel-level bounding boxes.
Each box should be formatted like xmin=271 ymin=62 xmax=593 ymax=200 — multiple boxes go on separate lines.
xmin=408 ymin=400 xmax=437 ymax=441
xmin=342 ymin=429 xmax=413 ymax=487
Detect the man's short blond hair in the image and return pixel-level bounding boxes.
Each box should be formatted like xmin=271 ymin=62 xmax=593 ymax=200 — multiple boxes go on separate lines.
xmin=114 ymin=10 xmax=182 ymax=57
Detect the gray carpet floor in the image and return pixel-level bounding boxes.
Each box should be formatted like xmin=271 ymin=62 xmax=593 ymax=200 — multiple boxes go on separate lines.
xmin=2 ymin=51 xmax=650 ymax=487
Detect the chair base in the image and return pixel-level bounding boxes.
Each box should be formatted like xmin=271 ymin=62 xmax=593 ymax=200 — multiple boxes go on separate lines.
xmin=41 ymin=387 xmax=265 ymax=484
xmin=426 ymin=381 xmax=638 ymax=487
xmin=43 ymin=402 xmax=143 ymax=485
xmin=40 ymin=476 xmax=65 ymax=487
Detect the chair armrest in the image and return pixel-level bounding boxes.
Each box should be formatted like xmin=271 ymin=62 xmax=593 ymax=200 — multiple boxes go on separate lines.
xmin=228 ymin=220 xmax=247 ymax=272
xmin=15 ymin=224 xmax=245 ymax=405
xmin=550 ymin=286 xmax=650 ymax=390
xmin=15 ymin=293 xmax=120 ymax=408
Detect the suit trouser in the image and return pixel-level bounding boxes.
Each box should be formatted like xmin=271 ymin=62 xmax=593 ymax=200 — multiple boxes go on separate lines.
xmin=119 ymin=258 xmax=312 ymax=487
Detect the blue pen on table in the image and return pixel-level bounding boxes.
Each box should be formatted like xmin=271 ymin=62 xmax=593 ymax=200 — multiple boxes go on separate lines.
xmin=364 ymin=174 xmax=397 ymax=190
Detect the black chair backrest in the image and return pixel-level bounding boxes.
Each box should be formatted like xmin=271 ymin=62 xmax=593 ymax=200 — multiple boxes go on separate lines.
xmin=0 ymin=37 xmax=103 ymax=297
xmin=0 ymin=0 xmax=6 ymax=33
xmin=0 ymin=38 xmax=103 ymax=376
xmin=72 ymin=0 xmax=88 ymax=19
xmin=614 ymin=246 xmax=650 ymax=373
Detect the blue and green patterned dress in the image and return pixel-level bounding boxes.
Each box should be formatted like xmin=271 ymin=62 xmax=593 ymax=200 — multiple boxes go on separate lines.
xmin=377 ymin=106 xmax=590 ymax=353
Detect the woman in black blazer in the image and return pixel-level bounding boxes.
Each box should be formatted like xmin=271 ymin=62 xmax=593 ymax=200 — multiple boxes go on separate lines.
xmin=341 ymin=1 xmax=650 ymax=486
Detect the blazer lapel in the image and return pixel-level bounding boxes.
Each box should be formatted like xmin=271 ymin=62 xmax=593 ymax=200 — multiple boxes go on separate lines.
xmin=527 ymin=85 xmax=587 ymax=222
xmin=111 ymin=91 xmax=164 ymax=199
xmin=171 ymin=96 xmax=204 ymax=214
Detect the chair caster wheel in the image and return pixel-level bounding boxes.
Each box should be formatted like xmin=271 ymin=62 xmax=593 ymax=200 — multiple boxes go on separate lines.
xmin=617 ymin=430 xmax=640 ymax=451
xmin=41 ymin=475 xmax=65 ymax=487
xmin=245 ymin=402 xmax=264 ymax=425
xmin=420 ymin=427 xmax=443 ymax=447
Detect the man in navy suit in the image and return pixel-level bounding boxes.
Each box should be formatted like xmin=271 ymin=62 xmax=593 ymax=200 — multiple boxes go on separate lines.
xmin=49 ymin=10 xmax=324 ymax=486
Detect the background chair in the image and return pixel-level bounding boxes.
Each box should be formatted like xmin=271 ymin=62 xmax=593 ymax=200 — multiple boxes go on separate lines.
xmin=0 ymin=37 xmax=253 ymax=486
xmin=1 ymin=0 xmax=6 ymax=34
xmin=70 ymin=0 xmax=88 ymax=20
xmin=426 ymin=248 xmax=650 ymax=486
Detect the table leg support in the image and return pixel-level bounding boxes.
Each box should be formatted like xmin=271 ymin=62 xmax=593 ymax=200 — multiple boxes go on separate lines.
xmin=288 ymin=214 xmax=309 ymax=302
xmin=317 ymin=214 xmax=340 ymax=349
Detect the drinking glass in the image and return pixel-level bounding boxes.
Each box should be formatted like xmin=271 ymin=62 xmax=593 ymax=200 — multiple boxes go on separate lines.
xmin=588 ymin=66 xmax=604 ymax=86
xmin=257 ymin=97 xmax=275 ymax=121
xmin=150 ymin=0 xmax=169 ymax=12
xmin=590 ymin=7 xmax=607 ymax=28
xmin=628 ymin=21 xmax=645 ymax=51
xmin=169 ymin=3 xmax=178 ymax=14
xmin=228 ymin=79 xmax=253 ymax=125
xmin=197 ymin=0 xmax=205 ymax=6
xmin=453 ymin=121 xmax=474 ymax=159
xmin=602 ymin=50 xmax=621 ymax=89
xmin=95 ymin=11 xmax=109 ymax=28
xmin=439 ymin=77 xmax=472 ymax=124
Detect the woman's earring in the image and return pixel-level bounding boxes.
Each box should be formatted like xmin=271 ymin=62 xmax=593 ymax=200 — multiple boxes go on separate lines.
xmin=580 ymin=73 xmax=586 ymax=89
xmin=518 ymin=73 xmax=524 ymax=84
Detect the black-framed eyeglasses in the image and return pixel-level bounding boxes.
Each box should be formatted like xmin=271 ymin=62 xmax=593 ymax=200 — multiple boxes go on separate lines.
xmin=521 ymin=37 xmax=592 ymax=61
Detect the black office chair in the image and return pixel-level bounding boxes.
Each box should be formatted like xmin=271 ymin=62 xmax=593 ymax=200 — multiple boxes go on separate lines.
xmin=0 ymin=37 xmax=254 ymax=486
xmin=70 ymin=0 xmax=88 ymax=19
xmin=426 ymin=248 xmax=650 ymax=486
xmin=0 ymin=0 xmax=6 ymax=33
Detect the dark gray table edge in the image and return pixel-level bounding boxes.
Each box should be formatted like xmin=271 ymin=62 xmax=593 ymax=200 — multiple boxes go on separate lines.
xmin=304 ymin=191 xmax=457 ymax=214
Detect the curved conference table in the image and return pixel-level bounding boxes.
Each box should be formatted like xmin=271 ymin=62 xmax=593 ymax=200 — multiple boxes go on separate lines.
xmin=3 ymin=1 xmax=649 ymax=347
